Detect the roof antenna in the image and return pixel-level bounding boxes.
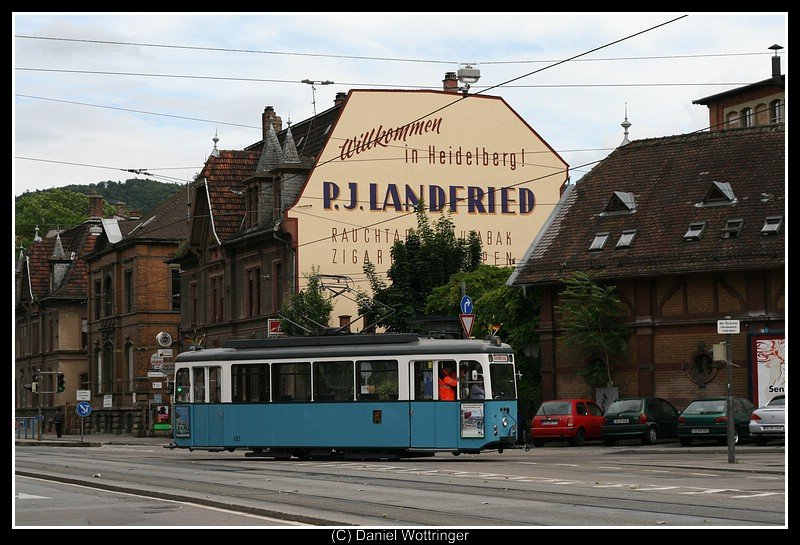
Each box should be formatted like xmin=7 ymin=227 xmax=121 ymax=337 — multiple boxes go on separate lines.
xmin=301 ymin=79 xmax=334 ymax=117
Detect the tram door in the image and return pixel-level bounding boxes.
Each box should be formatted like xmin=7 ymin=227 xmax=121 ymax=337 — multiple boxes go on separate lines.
xmin=192 ymin=366 xmax=223 ymax=446
xmin=409 ymin=360 xmax=459 ymax=448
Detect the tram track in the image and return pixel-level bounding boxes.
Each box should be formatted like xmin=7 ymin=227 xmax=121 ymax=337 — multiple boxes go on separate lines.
xmin=14 ymin=447 xmax=784 ymax=526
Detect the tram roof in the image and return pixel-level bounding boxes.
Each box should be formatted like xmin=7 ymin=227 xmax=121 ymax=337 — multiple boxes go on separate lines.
xmin=175 ymin=334 xmax=513 ymax=362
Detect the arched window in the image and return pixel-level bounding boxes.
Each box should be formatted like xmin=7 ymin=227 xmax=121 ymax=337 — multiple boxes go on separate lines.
xmin=125 ymin=342 xmax=135 ymax=392
xmin=94 ymin=346 xmax=103 ymax=394
xmin=725 ymin=111 xmax=739 ymax=129
xmin=770 ymin=99 xmax=783 ymax=124
xmin=740 ymin=107 xmax=753 ymax=128
xmin=100 ymin=342 xmax=114 ymax=394
xmin=103 ymin=274 xmax=113 ymax=316
xmin=754 ymin=103 xmax=768 ymax=125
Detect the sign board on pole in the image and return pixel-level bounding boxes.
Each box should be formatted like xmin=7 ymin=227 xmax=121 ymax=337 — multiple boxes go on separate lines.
xmin=459 ymin=314 xmax=475 ymax=339
xmin=76 ymin=390 xmax=91 ymax=401
xmin=268 ymin=318 xmax=284 ymax=337
xmin=717 ymin=319 xmax=741 ymax=335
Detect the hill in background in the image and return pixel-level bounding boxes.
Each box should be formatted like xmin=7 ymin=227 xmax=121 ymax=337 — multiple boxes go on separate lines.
xmin=14 ymin=178 xmax=185 ymax=252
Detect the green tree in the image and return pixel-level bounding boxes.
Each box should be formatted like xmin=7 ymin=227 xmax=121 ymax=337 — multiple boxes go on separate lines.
xmin=359 ymin=205 xmax=480 ymax=333
xmin=426 ymin=265 xmax=542 ymax=420
xmin=555 ymin=271 xmax=629 ymax=388
xmin=279 ymin=267 xmax=334 ymax=336
xmin=14 ymin=189 xmax=114 ymax=251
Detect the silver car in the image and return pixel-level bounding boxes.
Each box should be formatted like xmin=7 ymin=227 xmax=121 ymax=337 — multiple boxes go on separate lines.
xmin=749 ymin=394 xmax=785 ymax=445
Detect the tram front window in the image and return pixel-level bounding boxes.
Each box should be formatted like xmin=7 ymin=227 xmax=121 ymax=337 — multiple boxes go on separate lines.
xmin=489 ymin=363 xmax=517 ymax=400
xmin=174 ymin=369 xmax=190 ymax=403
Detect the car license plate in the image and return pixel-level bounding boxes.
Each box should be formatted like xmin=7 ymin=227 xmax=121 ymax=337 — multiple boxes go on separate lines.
xmin=763 ymin=426 xmax=784 ymax=432
xmin=691 ymin=428 xmax=709 ymax=434
xmin=613 ymin=418 xmax=629 ymax=424
xmin=542 ymin=419 xmax=559 ymax=426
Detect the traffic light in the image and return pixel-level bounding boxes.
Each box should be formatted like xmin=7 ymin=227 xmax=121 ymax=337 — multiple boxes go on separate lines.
xmin=57 ymin=373 xmax=65 ymax=392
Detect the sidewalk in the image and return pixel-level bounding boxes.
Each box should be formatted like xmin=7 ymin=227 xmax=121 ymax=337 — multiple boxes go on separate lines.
xmin=14 ymin=432 xmax=171 ymax=448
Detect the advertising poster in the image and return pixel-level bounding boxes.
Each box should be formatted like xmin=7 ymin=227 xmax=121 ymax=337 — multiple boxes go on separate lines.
xmin=174 ymin=405 xmax=191 ymax=438
xmin=461 ymin=402 xmax=484 ymax=438
xmin=750 ymin=333 xmax=786 ymax=406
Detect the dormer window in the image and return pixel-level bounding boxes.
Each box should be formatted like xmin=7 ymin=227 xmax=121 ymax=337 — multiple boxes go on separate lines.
xmin=602 ymin=191 xmax=636 ymax=216
xmin=697 ymin=181 xmax=736 ymax=207
xmin=761 ymin=216 xmax=783 ymax=235
xmin=722 ymin=219 xmax=744 ymax=239
xmin=770 ymin=100 xmax=784 ymax=124
xmin=588 ymin=232 xmax=610 ymax=251
xmin=684 ymin=221 xmax=707 ymax=241
xmin=616 ymin=230 xmax=637 ymax=249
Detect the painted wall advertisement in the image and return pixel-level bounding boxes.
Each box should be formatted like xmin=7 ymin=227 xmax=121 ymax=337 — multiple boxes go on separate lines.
xmin=750 ymin=333 xmax=786 ymax=406
xmin=288 ymin=90 xmax=568 ymax=323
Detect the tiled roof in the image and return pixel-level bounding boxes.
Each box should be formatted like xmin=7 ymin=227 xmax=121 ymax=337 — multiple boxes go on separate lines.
xmin=24 ymin=221 xmax=99 ymax=301
xmin=123 ymin=185 xmax=191 ymax=242
xmin=198 ymin=149 xmax=260 ymax=243
xmin=510 ymin=124 xmax=785 ymax=285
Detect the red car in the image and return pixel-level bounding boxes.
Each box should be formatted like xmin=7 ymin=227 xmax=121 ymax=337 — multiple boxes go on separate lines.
xmin=530 ymin=399 xmax=604 ymax=447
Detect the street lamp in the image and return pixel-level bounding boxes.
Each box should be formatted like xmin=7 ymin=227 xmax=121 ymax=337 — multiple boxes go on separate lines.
xmin=456 ymin=64 xmax=481 ymax=95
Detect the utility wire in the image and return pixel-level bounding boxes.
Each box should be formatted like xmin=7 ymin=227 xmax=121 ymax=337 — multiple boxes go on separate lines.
xmin=14 ymin=34 xmax=782 ymax=65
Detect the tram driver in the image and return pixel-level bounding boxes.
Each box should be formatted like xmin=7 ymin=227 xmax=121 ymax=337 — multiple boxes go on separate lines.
xmin=438 ymin=364 xmax=458 ymax=400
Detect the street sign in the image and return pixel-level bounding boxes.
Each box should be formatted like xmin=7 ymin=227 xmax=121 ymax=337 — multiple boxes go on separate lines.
xmin=460 ymin=295 xmax=474 ymax=315
xmin=76 ymin=390 xmax=91 ymax=401
xmin=459 ymin=314 xmax=475 ymax=338
xmin=76 ymin=401 xmax=93 ymax=418
xmin=717 ymin=319 xmax=741 ymax=334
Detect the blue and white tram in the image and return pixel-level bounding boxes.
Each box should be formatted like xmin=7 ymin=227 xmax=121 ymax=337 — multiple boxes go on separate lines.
xmin=168 ymin=333 xmax=519 ymax=459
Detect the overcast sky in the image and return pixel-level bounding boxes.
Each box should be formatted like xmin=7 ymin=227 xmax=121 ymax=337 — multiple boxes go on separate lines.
xmin=12 ymin=12 xmax=787 ymax=201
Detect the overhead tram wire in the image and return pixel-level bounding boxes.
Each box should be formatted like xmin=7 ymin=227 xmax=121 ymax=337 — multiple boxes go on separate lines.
xmin=15 ymin=34 xmax=780 ymax=65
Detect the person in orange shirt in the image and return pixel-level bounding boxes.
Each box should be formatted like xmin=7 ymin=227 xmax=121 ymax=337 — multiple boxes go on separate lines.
xmin=438 ymin=364 xmax=458 ymax=400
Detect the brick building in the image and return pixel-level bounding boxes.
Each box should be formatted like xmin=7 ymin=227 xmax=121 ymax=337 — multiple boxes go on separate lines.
xmin=508 ymin=124 xmax=785 ymax=410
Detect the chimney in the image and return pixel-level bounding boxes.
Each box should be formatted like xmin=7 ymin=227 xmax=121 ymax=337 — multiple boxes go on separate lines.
xmin=769 ymin=44 xmax=783 ymax=82
xmin=442 ymin=72 xmax=459 ymax=93
xmin=115 ymin=201 xmax=127 ymax=218
xmin=262 ymin=106 xmax=282 ymax=141
xmin=338 ymin=315 xmax=352 ymax=333
xmin=334 ymin=92 xmax=347 ymax=106
xmin=88 ymin=192 xmax=105 ymax=219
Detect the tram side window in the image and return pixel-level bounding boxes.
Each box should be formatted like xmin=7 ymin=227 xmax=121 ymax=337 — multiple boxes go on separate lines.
xmin=193 ymin=367 xmax=206 ymax=402
xmin=357 ymin=360 xmax=398 ymax=401
xmin=272 ymin=362 xmax=311 ymax=402
xmin=459 ymin=360 xmax=485 ymax=400
xmin=232 ymin=364 xmax=270 ymax=402
xmin=412 ymin=361 xmax=435 ymax=400
xmin=314 ymin=361 xmax=354 ymax=401
xmin=175 ymin=368 xmax=190 ymax=403
xmin=208 ymin=366 xmax=221 ymax=403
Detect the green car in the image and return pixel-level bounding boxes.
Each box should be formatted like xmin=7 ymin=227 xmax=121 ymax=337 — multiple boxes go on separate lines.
xmin=677 ymin=397 xmax=755 ymax=446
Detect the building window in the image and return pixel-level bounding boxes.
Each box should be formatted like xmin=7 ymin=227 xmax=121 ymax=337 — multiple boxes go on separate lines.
xmin=81 ymin=318 xmax=88 ymax=349
xmin=31 ymin=320 xmax=40 ymax=354
xmin=588 ymin=233 xmax=609 ymax=252
xmin=769 ymin=99 xmax=783 ymax=124
xmin=740 ymin=107 xmax=753 ymax=127
xmin=271 ymin=260 xmax=283 ymax=313
xmin=245 ymin=183 xmax=259 ymax=228
xmin=125 ymin=342 xmax=134 ymax=392
xmin=245 ymin=267 xmax=261 ymax=318
xmin=93 ymin=280 xmax=102 ymax=320
xmin=725 ymin=111 xmax=739 ymax=129
xmin=603 ymin=191 xmax=635 ymax=215
xmin=615 ymin=230 xmax=637 ymax=249
xmin=124 ymin=269 xmax=133 ymax=313
xmin=698 ymin=181 xmax=736 ymax=207
xmin=761 ymin=216 xmax=783 ymax=235
xmin=209 ymin=275 xmax=224 ymax=324
xmin=171 ymin=268 xmax=181 ymax=311
xmin=722 ymin=219 xmax=744 ymax=239
xmin=103 ymin=275 xmax=113 ymax=317
xmin=684 ymin=221 xmax=707 ymax=241
xmin=190 ymin=281 xmax=198 ymax=326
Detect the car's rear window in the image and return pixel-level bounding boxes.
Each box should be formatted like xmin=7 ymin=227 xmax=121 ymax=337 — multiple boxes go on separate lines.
xmin=606 ymin=399 xmax=643 ymax=413
xmin=767 ymin=396 xmax=785 ymax=406
xmin=537 ymin=401 xmax=571 ymax=415
xmin=683 ymin=400 xmax=726 ymax=414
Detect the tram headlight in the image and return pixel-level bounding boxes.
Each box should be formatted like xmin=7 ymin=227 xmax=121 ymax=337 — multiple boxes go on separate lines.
xmin=502 ymin=416 xmax=508 ymax=427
